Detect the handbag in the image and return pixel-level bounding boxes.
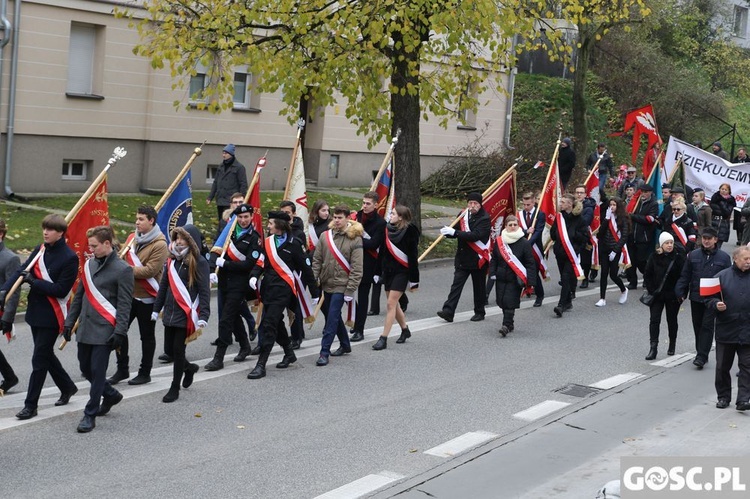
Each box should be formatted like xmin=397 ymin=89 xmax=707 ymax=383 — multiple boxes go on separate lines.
xmin=639 ymin=259 xmax=674 ymax=306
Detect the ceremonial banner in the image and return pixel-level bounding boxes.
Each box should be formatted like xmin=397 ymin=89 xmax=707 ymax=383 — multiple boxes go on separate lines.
xmin=286 ymin=146 xmax=309 ymax=227
xmin=624 ymin=105 xmax=662 ymax=164
xmin=249 ymin=156 xmax=265 ymax=235
xmin=66 ymin=179 xmax=109 ymax=294
xmin=538 ymin=155 xmax=561 ymax=249
xmin=156 ymin=170 xmax=193 ymax=239
xmin=375 ymin=159 xmax=396 ymax=222
xmin=484 ymin=169 xmax=517 ymax=235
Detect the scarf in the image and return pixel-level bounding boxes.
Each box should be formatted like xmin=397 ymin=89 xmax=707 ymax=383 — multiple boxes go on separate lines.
xmin=135 ymin=226 xmax=162 ymax=248
xmin=500 ymin=228 xmax=524 ymax=243
xmin=387 ymin=223 xmax=407 ymax=244
xmin=169 ymin=243 xmax=188 ymax=260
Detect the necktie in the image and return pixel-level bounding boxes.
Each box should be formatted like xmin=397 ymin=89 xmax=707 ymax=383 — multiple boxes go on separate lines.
xmin=525 ymin=211 xmax=531 ymax=227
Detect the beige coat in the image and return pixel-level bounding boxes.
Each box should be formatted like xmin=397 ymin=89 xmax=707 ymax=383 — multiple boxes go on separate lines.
xmin=130 ymin=229 xmax=168 ymax=300
xmin=312 ymin=220 xmax=364 ymax=297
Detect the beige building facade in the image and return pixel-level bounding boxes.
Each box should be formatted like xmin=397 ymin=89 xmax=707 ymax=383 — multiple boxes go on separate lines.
xmin=0 ymin=0 xmax=510 ymax=195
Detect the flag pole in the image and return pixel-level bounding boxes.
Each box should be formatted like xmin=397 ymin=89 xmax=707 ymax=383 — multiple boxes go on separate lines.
xmin=667 ymin=152 xmax=683 ymax=184
xmin=284 ymin=119 xmax=305 ymax=200
xmin=529 ymin=133 xmax=563 ymax=230
xmin=305 ymin=294 xmax=325 ymax=328
xmin=371 ymin=130 xmax=401 ymax=191
xmin=418 ymin=164 xmax=518 ymax=263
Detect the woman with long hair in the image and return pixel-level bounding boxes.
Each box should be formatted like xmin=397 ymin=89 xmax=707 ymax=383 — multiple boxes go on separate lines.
xmin=372 ymin=205 xmax=420 ymax=350
xmin=643 ymin=232 xmax=685 ymax=360
xmin=152 ymin=226 xmax=210 ymax=403
xmin=308 ymin=199 xmax=330 ymax=254
xmin=595 ymin=196 xmax=631 ymax=307
xmin=709 ymin=183 xmax=736 ymax=248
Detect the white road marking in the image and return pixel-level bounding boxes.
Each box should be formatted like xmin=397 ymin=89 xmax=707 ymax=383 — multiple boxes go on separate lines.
xmin=424 ymin=431 xmax=498 ymax=458
xmin=589 ymin=372 xmax=644 ymax=390
xmin=313 ymin=471 xmax=405 ymax=499
xmin=513 ymin=400 xmax=571 ymax=422
xmin=650 ymin=352 xmax=695 ymax=368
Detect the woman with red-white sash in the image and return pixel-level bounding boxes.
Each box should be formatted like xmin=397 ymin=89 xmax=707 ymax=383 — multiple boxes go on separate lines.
xmin=489 ymin=215 xmax=536 ymax=336
xmin=308 ymin=199 xmax=330 ymax=254
xmin=663 ymin=199 xmax=697 ymax=255
xmin=372 ymin=205 xmax=420 ymax=350
xmin=152 ymin=226 xmax=210 ymax=403
xmin=595 ymin=195 xmax=631 ymax=307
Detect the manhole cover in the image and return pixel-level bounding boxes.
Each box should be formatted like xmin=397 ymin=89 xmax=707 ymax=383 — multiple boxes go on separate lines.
xmin=553 ymin=383 xmax=603 ymax=398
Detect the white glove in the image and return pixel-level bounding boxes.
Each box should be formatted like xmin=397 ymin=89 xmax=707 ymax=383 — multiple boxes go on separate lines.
xmin=249 ymin=277 xmax=258 ymax=290
xmin=311 ymin=297 xmax=320 ymax=306
xmin=489 ymin=275 xmax=497 ymax=280
xmin=344 ymin=295 xmax=353 ymax=302
xmin=150 ymin=312 xmax=158 ymax=322
xmin=216 ymin=257 xmax=226 ymax=268
xmin=608 ymin=251 xmax=616 ymax=262
xmin=408 ymin=282 xmax=419 ymax=290
xmin=362 ymin=231 xmax=371 ymax=240
xmin=196 ymin=320 xmax=207 ymax=329
xmin=209 ymin=273 xmax=218 ymax=284
xmin=373 ymin=275 xmax=380 ymax=284
xmin=440 ymin=226 xmax=456 ymax=237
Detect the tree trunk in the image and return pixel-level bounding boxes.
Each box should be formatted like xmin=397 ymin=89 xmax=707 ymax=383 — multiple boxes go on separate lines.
xmin=572 ymin=29 xmax=592 ymax=165
xmin=391 ymin=53 xmax=422 ymax=231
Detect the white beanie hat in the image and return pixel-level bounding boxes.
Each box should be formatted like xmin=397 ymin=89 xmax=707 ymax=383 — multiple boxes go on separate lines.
xmin=659 ymin=232 xmax=674 ymax=247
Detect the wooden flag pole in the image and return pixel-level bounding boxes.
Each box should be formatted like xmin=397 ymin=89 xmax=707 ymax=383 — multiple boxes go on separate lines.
xmin=667 ymin=152 xmax=683 ymax=184
xmin=529 ymin=134 xmax=563 ymax=230
xmin=418 ymin=164 xmax=517 ymax=263
xmin=284 ymin=119 xmax=305 ymax=200
xmin=306 ymin=294 xmax=325 ymax=328
xmin=370 ymin=130 xmax=401 ymax=191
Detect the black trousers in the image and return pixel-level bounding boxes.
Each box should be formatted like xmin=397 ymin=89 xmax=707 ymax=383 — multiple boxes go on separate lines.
xmin=649 ymin=297 xmax=680 ymax=343
xmin=353 ymin=271 xmax=375 ymax=333
xmin=580 ymin=245 xmax=593 ymax=280
xmin=501 ymin=308 xmax=515 ymax=328
xmin=258 ymin=303 xmax=292 ymax=354
xmin=625 ymin=241 xmax=652 ymax=285
xmin=599 ymin=247 xmax=625 ymax=299
xmin=25 ymin=326 xmax=76 ymax=410
xmin=289 ymin=301 xmax=305 ymax=343
xmin=715 ymin=342 xmax=750 ymax=403
xmin=555 ymin=257 xmax=576 ymax=308
xmin=690 ymin=300 xmax=715 ymax=363
xmin=164 ymin=326 xmax=190 ymax=388
xmin=116 ymin=299 xmax=156 ymax=373
xmin=441 ymin=267 xmax=486 ymax=317
xmin=218 ymin=288 xmax=249 ymax=347
xmin=0 ymin=348 xmax=16 ymax=382
xmin=78 ymin=343 xmax=119 ymax=417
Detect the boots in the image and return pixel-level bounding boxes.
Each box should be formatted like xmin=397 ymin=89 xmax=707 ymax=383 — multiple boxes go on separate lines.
xmin=107 ymin=368 xmax=130 ymax=385
xmin=667 ymin=338 xmax=676 ymax=356
xmin=234 ymin=333 xmax=252 ymax=362
xmin=162 ymin=383 xmax=180 ymax=403
xmin=645 ymin=342 xmax=658 ymax=361
xmin=276 ymin=344 xmax=297 ymax=369
xmin=182 ymin=363 xmax=199 ymax=388
xmin=372 ymin=336 xmax=388 ymax=351
xmin=0 ymin=350 xmax=19 ymax=394
xmin=396 ymin=327 xmax=411 ymax=344
xmin=248 ymin=349 xmax=270 ymax=379
xmin=128 ymin=369 xmax=151 ymax=385
xmin=204 ymin=345 xmax=227 ymax=371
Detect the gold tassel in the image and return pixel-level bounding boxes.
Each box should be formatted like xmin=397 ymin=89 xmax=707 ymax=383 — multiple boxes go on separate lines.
xmin=185 ymin=328 xmax=203 ymax=345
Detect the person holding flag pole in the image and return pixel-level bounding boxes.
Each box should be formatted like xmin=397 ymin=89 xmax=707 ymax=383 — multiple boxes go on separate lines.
xmin=550 ymin=193 xmax=589 ymax=317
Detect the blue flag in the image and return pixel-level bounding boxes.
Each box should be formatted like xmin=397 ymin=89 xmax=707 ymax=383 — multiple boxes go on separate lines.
xmin=211 ymin=214 xmax=235 ymax=254
xmin=157 ymin=171 xmax=193 ymax=239
xmin=647 ymin=162 xmax=663 ymax=215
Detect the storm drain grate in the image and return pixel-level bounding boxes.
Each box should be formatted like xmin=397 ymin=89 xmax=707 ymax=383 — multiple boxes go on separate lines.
xmin=553 ymin=383 xmax=604 ymax=398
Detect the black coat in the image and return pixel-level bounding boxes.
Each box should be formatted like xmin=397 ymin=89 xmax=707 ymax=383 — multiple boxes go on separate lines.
xmin=216 ymin=226 xmax=263 ymax=293
xmin=675 ymin=246 xmax=732 ymax=302
xmin=707 ymin=264 xmax=750 ymax=344
xmin=489 ymin=235 xmax=536 ymax=310
xmin=357 ymin=210 xmax=387 ymax=276
xmin=207 ymin=158 xmax=248 ymax=206
xmin=558 ymin=147 xmax=577 ymax=186
xmin=629 ymin=196 xmax=659 ymax=244
xmin=444 ymin=207 xmax=491 ymax=270
xmin=251 ymin=234 xmax=319 ymax=307
xmin=290 ymin=216 xmax=307 ymax=249
xmin=586 ymin=151 xmax=614 ymax=177
xmin=154 ymin=257 xmax=211 ymax=329
xmin=379 ymin=223 xmax=420 ymax=284
xmin=643 ymin=249 xmax=685 ymax=301
xmin=663 ymin=213 xmax=697 ymax=255
xmin=550 ymin=208 xmax=589 ymax=258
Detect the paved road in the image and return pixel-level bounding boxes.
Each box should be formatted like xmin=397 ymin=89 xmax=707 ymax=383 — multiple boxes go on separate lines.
xmin=1 ymin=231 xmax=746 ymax=498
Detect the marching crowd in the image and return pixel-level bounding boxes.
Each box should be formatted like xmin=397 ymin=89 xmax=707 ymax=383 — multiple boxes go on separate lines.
xmin=1 ymin=144 xmax=750 ymax=433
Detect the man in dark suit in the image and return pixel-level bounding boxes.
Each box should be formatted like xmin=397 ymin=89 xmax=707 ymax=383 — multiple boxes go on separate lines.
xmin=518 ymin=192 xmax=546 ymax=307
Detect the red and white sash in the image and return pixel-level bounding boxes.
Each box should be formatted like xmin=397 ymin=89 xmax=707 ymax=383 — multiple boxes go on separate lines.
xmin=324 ymin=230 xmax=356 ymax=322
xmin=264 ymin=237 xmax=296 ymax=295
xmin=226 ymin=239 xmax=247 ymax=262
xmin=308 ymin=229 xmax=320 ymax=252
xmin=496 ymin=236 xmax=529 ymax=287
xmin=531 ymin=244 xmax=549 ymax=280
xmin=460 ymin=210 xmax=490 ymax=266
xmin=82 ymin=259 xmax=117 ymax=327
xmin=124 ymin=233 xmax=159 ymax=297
xmin=32 ymin=247 xmax=69 ymax=332
xmin=384 ymin=228 xmax=409 ymax=268
xmin=671 ymin=221 xmax=689 ymax=247
xmin=607 ymin=214 xmax=631 ymax=268
xmin=555 ymin=213 xmax=584 ymax=279
xmin=293 ymin=272 xmax=314 ymax=320
xmin=590 ymin=231 xmax=600 ymax=270
xmin=166 ymin=260 xmax=200 ymax=334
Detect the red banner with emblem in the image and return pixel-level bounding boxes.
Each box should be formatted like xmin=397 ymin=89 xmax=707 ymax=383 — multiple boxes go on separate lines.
xmin=65 ymin=179 xmax=109 ymax=294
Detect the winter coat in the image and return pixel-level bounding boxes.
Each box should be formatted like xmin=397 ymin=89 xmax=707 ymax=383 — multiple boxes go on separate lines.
xmin=709 ymin=192 xmax=735 ymax=242
xmin=599 ymin=205 xmax=630 ymax=253
xmin=251 ymin=233 xmax=319 ymax=307
xmin=663 ymin=213 xmax=697 ymax=254
xmin=379 ymin=223 xmax=420 ymax=284
xmin=707 ymin=264 xmax=750 ymax=345
xmin=290 ymin=216 xmax=307 ymax=250
xmin=207 ymin=157 xmax=248 ymax=206
xmin=217 ymin=225 xmax=263 ymax=293
xmin=586 ymin=151 xmax=614 ymax=178
xmin=550 ymin=202 xmax=589 ymax=258
xmin=444 ymin=207 xmax=491 ymax=270
xmin=312 ymin=220 xmax=364 ymax=297
xmin=557 ymin=147 xmax=577 ymax=186
xmin=0 ymin=242 xmax=21 ymax=324
xmin=579 ymin=197 xmax=597 ymax=227
xmin=675 ymin=246 xmax=732 ymax=302
xmin=643 ymin=249 xmax=685 ymax=301
xmin=357 ymin=210 xmax=387 ymax=276
xmin=130 ymin=228 xmax=168 ymax=300
xmin=66 ymin=252 xmax=134 ymax=344
xmin=629 ymin=195 xmax=659 ymax=244
xmin=489 ymin=234 xmax=536 ymax=310
xmin=693 ymin=203 xmax=712 ymax=231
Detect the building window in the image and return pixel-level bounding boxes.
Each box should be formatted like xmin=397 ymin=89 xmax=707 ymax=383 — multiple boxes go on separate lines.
xmin=735 ymin=6 xmax=748 ymax=38
xmin=62 ymin=160 xmax=88 ymax=180
xmin=67 ymin=23 xmax=104 ymax=97
xmin=457 ymin=82 xmax=477 ymax=129
xmin=190 ymin=63 xmax=260 ymax=110
xmin=233 ymin=70 xmax=252 ymax=107
xmin=329 ymin=155 xmax=339 ymax=179
xmin=189 ymin=62 xmax=209 ymax=102
xmin=206 ymin=164 xmax=218 ymax=184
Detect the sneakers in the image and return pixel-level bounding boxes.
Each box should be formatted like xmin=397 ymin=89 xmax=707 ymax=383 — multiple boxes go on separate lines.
xmin=619 ymin=288 xmax=629 ymax=304
xmin=595 ymin=299 xmax=606 ymax=307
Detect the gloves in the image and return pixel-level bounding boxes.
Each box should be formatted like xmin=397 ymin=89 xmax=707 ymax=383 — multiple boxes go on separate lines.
xmin=61 ymin=326 xmax=72 ymax=342
xmin=362 ymin=231 xmax=371 ymax=240
xmin=196 ymin=320 xmax=207 ymax=329
xmin=249 ymin=277 xmax=258 ymax=290
xmin=344 ymin=295 xmax=353 ymax=302
xmin=150 ymin=312 xmax=158 ymax=322
xmin=0 ymin=289 xmax=7 ymax=310
xmin=107 ymin=334 xmax=125 ymax=351
xmin=489 ymin=275 xmax=497 ymax=280
xmin=440 ymin=226 xmax=456 ymax=237
xmin=408 ymin=282 xmax=419 ymax=290
xmin=21 ymin=270 xmax=36 ymax=286
xmin=1 ymin=320 xmax=12 ymax=334
xmin=608 ymin=251 xmax=616 ymax=262
xmin=311 ymin=297 xmax=320 ymax=306
xmin=215 ymin=257 xmax=226 ymax=268
xmin=373 ymin=275 xmax=380 ymax=284
xmin=209 ymin=273 xmax=218 ymax=284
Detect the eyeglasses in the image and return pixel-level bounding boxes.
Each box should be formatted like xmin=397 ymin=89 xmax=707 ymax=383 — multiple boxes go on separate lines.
xmin=672 ymin=208 xmax=683 ymax=212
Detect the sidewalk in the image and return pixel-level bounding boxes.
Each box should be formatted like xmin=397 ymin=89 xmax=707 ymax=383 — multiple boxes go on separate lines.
xmin=372 ymin=357 xmax=750 ymax=498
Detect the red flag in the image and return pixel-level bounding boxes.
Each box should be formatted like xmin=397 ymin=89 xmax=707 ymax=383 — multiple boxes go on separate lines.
xmin=538 ymin=159 xmax=560 ymax=229
xmin=624 ymin=104 xmax=662 ymax=166
xmin=247 ymin=155 xmax=266 ymax=235
xmin=583 ymin=169 xmax=601 ymax=234
xmin=699 ymin=277 xmax=721 ymax=297
xmin=642 ymin=144 xmax=663 ymax=180
xmin=65 ymin=179 xmax=109 ymax=294
xmin=533 ymin=161 xmax=546 ymax=169
xmin=482 ymin=170 xmax=517 ymax=229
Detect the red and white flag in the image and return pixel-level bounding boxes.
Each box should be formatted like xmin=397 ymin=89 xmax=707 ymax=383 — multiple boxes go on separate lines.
xmin=249 ymin=155 xmax=266 ymax=235
xmin=699 ymin=277 xmax=721 ymax=297
xmin=66 ymin=178 xmax=109 ymax=295
xmin=285 ymin=144 xmax=308 ymax=234
xmin=624 ymin=104 xmax=662 ymax=167
xmin=538 ymin=156 xmax=561 ymax=248
xmin=483 ymin=169 xmax=517 ymax=231
xmin=533 ymin=161 xmax=546 ymax=169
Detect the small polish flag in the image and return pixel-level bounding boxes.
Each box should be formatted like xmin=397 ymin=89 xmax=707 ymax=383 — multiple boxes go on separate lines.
xmin=699 ymin=277 xmax=721 ymax=297
xmin=533 ymin=161 xmax=546 ymax=169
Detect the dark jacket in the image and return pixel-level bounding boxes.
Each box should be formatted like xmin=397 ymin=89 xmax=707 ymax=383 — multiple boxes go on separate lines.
xmin=519 ymin=207 xmax=545 ymax=251
xmin=550 ymin=203 xmax=589 ymax=258
xmin=709 ymin=192 xmax=735 ymax=242
xmin=693 ymin=203 xmax=712 ymax=230
xmin=207 ymin=157 xmax=248 ymax=206
xmin=629 ymin=195 xmax=659 ymax=244
xmin=217 ymin=225 xmax=263 ymax=293
xmin=675 ymin=246 xmax=732 ymax=302
xmin=663 ymin=213 xmax=697 ymax=254
xmin=707 ymin=264 xmax=750 ymax=344
xmin=0 ymin=242 xmax=21 ymax=324
xmin=643 ymin=249 xmax=685 ymax=301
xmin=290 ymin=216 xmax=307 ymax=250
xmin=557 ymin=146 xmax=577 ymax=186
xmin=4 ymin=238 xmax=78 ymax=329
xmin=586 ymin=151 xmax=614 ymax=178
xmin=380 ymin=223 xmax=420 ymax=284
xmin=357 ymin=210 xmax=387 ymax=276
xmin=579 ymin=197 xmax=597 ymax=227
xmin=66 ymin=252 xmax=134 ymax=344
xmin=489 ymin=234 xmax=536 ymax=310
xmin=153 ymin=258 xmax=211 ymax=329
xmin=444 ymin=207 xmax=491 ymax=270
xmin=250 ymin=234 xmax=319 ymax=306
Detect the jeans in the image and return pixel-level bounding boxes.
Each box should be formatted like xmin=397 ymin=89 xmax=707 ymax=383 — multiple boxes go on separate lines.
xmin=320 ymin=292 xmax=351 ymax=357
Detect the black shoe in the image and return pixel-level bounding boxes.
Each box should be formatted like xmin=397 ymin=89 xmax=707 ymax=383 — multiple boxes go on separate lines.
xmin=396 ymin=328 xmax=411 ymax=344
xmin=290 ymin=340 xmax=301 ymax=350
xmin=571 ymin=291 xmax=576 ymax=300
xmin=248 ymin=329 xmax=257 ymax=342
xmin=437 ymin=310 xmax=454 ymax=323
xmin=205 ymin=345 xmax=227 ymax=371
xmin=554 ymin=306 xmax=563 ymax=317
xmin=367 ymin=310 xmax=379 ymax=316
xmin=469 ymin=314 xmax=485 ymax=322
xmin=162 ymin=387 xmax=179 ymax=403
xmin=533 ymin=298 xmax=543 ymax=307
xmin=16 ymin=407 xmax=37 ymax=420
xmin=667 ymin=340 xmax=676 ymax=356
xmin=627 ymin=283 xmax=638 ymax=290
xmin=737 ymin=402 xmax=750 ymax=411
xmin=182 ymin=363 xmax=199 ymax=388
xmin=693 ymin=357 xmax=705 ymax=370
xmin=97 ymin=391 xmax=123 ymax=416
xmin=77 ymin=414 xmax=96 ymax=433
xmin=330 ymin=346 xmax=351 ymax=356
xmin=276 ymin=353 xmax=297 ymax=369
xmin=127 ymin=372 xmax=151 ymax=385
xmin=316 ymin=355 xmax=329 ymax=367
xmin=0 ymin=375 xmax=19 ymax=394
xmin=579 ymin=279 xmax=589 ymax=289
xmin=250 ymin=345 xmax=261 ymax=356
xmin=350 ymin=332 xmax=364 ymax=342
xmin=645 ymin=344 xmax=658 ymax=361
xmin=563 ymin=303 xmax=573 ymax=311
xmin=372 ymin=336 xmax=388 ymax=351
xmin=716 ymin=399 xmax=730 ymax=409
xmin=234 ymin=347 xmax=252 ymax=362
xmin=55 ymin=386 xmax=79 ymax=406
xmin=499 ymin=325 xmax=509 ymax=337
xmin=158 ymin=353 xmax=173 ymax=363
xmin=107 ymin=369 xmax=129 ymax=385
xmin=210 ymin=338 xmax=232 ymax=347
xmin=589 ymin=271 xmax=598 ymax=282
xmin=247 ymin=365 xmax=266 ymax=379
